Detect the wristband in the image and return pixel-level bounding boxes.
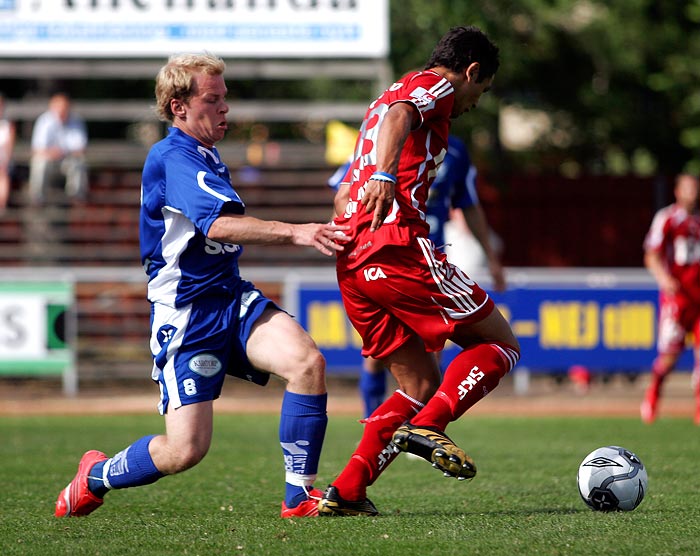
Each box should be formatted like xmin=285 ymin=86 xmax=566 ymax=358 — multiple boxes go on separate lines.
xmin=370 ymin=171 xmax=397 ymax=184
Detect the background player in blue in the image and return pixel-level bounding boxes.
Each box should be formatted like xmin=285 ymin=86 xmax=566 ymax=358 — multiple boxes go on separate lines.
xmin=55 ymin=52 xmax=350 ymax=519
xmin=329 ymin=134 xmax=505 ymax=417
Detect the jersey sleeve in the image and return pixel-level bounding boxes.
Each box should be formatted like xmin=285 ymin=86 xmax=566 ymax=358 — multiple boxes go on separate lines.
xmin=164 ymin=148 xmax=244 ymax=237
xmin=392 ymin=71 xmax=454 ymax=128
xmin=644 ymin=207 xmax=671 ymax=252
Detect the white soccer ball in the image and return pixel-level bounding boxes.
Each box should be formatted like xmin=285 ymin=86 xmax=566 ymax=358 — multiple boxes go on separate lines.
xmin=577 ymin=445 xmax=648 ymax=511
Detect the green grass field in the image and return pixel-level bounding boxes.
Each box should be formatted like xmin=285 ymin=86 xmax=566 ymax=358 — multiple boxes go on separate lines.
xmin=2 ymin=413 xmax=699 ymax=555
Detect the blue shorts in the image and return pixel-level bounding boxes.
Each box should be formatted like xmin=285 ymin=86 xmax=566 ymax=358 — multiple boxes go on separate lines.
xmin=149 ymin=280 xmax=276 ymax=414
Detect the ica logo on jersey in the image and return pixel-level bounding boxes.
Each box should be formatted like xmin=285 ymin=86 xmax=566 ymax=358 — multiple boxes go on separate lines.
xmin=364 ymin=267 xmax=387 ymax=281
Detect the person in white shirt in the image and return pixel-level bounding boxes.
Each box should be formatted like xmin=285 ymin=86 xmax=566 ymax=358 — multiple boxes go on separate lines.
xmin=0 ymin=93 xmax=16 ymax=211
xmin=28 ymin=93 xmax=88 ymax=204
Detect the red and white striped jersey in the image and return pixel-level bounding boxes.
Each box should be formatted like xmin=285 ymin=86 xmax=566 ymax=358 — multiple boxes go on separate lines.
xmin=335 ymin=70 xmax=454 ymax=270
xmin=644 ymin=202 xmax=700 ymax=302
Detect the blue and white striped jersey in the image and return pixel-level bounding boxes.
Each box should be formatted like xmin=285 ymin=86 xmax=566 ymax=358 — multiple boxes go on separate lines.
xmin=140 ymin=127 xmax=245 ymax=307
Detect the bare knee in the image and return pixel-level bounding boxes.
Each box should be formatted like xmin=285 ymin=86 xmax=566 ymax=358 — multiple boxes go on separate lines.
xmin=389 ymin=357 xmax=441 ymax=403
xmin=398 ymin=374 xmax=439 ymax=403
xmin=507 ymin=336 xmax=521 ymax=356
xmin=283 ymin=347 xmax=326 ymax=394
xmin=386 ymin=339 xmax=441 ymax=403
xmin=151 ymin=437 xmax=209 ymax=475
xmin=247 ymin=311 xmax=327 ymax=394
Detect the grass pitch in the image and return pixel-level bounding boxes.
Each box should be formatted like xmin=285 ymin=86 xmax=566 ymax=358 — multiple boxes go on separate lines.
xmin=2 ymin=412 xmax=699 ymax=555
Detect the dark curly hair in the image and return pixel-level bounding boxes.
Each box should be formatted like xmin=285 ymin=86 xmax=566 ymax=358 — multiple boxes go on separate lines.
xmin=424 ymin=26 xmax=500 ymax=82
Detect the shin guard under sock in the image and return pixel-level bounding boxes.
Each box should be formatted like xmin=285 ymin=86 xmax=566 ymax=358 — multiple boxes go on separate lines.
xmin=332 ymin=390 xmax=423 ymax=500
xmin=95 ymin=435 xmax=163 ymax=492
xmin=412 ymin=342 xmax=520 ymax=430
xmin=279 ymin=391 xmax=328 ymax=508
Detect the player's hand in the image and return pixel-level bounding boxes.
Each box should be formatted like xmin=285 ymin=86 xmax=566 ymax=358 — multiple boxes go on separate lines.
xmin=361 ymin=178 xmax=395 ymax=232
xmin=293 ymin=223 xmax=351 ymax=256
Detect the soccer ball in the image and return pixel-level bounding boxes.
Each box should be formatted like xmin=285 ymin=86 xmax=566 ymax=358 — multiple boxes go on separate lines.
xmin=577 ymin=445 xmax=648 ymax=511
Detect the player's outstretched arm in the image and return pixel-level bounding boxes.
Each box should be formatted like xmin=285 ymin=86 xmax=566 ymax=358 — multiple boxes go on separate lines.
xmin=208 ymin=214 xmax=350 ymax=256
xmin=289 ymin=222 xmax=351 ymax=256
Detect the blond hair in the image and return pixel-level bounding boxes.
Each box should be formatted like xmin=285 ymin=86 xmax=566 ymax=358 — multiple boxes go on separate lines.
xmin=155 ymin=52 xmax=226 ymax=122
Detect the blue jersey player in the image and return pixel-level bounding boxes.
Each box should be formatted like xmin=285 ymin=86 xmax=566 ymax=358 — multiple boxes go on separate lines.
xmin=55 ymin=52 xmax=349 ymax=519
xmin=329 ymin=134 xmax=505 ymax=417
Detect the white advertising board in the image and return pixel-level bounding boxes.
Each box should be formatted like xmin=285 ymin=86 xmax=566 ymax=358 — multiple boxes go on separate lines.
xmin=0 ymin=0 xmax=388 ymax=58
xmin=0 ymin=294 xmax=45 ymax=358
xmin=0 ymin=281 xmax=76 ymax=394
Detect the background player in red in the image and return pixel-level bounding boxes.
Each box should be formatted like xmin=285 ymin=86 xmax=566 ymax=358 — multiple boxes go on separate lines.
xmin=318 ymin=26 xmax=520 ymax=516
xmin=641 ymin=173 xmax=700 ymax=424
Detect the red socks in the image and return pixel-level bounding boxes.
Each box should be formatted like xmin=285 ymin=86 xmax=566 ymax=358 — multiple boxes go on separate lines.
xmin=332 ymin=342 xmax=519 ymax=501
xmin=412 ymin=342 xmax=520 ymax=431
xmin=645 ymin=357 xmax=673 ymax=407
xmin=332 ymin=390 xmax=423 ymax=501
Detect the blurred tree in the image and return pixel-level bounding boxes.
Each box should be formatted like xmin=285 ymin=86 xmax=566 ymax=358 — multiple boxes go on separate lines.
xmin=13 ymin=1 xmax=698 ymax=177
xmin=389 ymin=0 xmax=700 ymax=177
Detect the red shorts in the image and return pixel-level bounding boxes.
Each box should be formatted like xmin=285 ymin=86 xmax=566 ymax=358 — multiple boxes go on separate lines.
xmin=337 ymin=237 xmax=494 ymax=359
xmin=657 ymin=291 xmax=700 ymax=354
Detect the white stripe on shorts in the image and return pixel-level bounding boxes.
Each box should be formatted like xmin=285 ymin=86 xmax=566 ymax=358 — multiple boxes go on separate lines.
xmin=417 ymin=237 xmax=485 ymax=316
xmin=151 ymin=302 xmax=192 ymax=413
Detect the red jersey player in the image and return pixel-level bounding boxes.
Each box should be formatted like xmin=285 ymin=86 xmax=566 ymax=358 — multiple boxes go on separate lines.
xmin=641 ymin=173 xmax=700 ymax=425
xmin=318 ymin=26 xmax=520 ymax=516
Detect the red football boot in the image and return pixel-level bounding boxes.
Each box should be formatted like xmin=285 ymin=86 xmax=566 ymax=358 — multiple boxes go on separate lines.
xmin=55 ymin=450 xmax=108 ymax=517
xmin=280 ymin=487 xmax=324 ymax=518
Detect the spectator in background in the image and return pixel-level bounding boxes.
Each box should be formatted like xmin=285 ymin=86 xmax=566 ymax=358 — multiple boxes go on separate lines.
xmin=28 ymin=92 xmax=88 ymax=204
xmin=328 ymin=134 xmax=506 ymax=418
xmin=641 ymin=173 xmax=700 ymax=425
xmin=0 ymin=93 xmax=15 ymax=211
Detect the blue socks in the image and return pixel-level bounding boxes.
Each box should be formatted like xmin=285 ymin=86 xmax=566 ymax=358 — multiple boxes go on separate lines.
xmin=88 ymin=460 xmax=110 ymax=498
xmin=86 ymin=395 xmax=328 ymax=510
xmin=359 ymin=369 xmax=387 ymax=418
xmin=279 ymin=391 xmax=328 ymax=508
xmin=88 ymin=435 xmax=163 ymax=497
